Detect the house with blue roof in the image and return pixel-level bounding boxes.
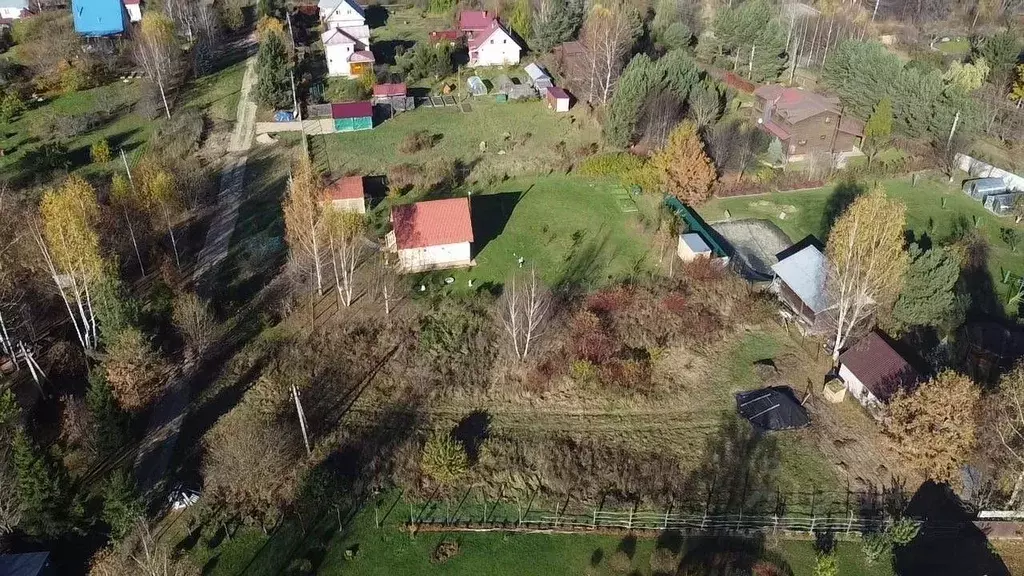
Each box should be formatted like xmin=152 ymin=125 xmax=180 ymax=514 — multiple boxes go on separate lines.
xmin=72 ymin=0 xmax=126 ymax=36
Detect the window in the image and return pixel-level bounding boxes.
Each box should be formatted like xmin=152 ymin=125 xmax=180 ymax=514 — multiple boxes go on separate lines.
xmin=490 ymin=39 xmax=494 ymax=44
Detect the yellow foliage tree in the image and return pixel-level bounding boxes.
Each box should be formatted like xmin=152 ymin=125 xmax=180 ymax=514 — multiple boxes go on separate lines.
xmin=283 ymin=153 xmax=327 ymax=295
xmin=1011 ymin=64 xmax=1024 ymax=109
xmin=34 ymin=176 xmax=104 ymax=349
xmin=825 ymin=185 xmax=908 ymax=360
xmin=104 ymin=327 xmax=167 ymax=412
xmin=652 ymin=121 xmax=716 ymax=205
xmin=885 ymin=371 xmax=979 ymax=483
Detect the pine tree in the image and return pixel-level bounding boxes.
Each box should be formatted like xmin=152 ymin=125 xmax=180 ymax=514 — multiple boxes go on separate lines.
xmin=86 ymin=370 xmax=130 ymax=458
xmin=533 ymin=0 xmax=584 ymax=53
xmin=13 ymin=428 xmax=77 ymax=537
xmin=767 ymin=137 xmax=786 ymax=167
xmin=102 ymin=469 xmax=144 ymax=540
xmin=652 ymin=121 xmax=717 ymax=205
xmin=255 ymin=32 xmax=291 ymax=109
xmin=863 ymin=97 xmax=893 ymax=165
xmin=891 ymin=244 xmax=962 ymax=333
xmin=604 ymin=54 xmax=659 ymax=147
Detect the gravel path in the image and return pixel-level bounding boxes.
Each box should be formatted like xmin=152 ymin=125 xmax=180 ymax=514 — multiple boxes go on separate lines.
xmin=136 ymin=54 xmax=257 ymax=494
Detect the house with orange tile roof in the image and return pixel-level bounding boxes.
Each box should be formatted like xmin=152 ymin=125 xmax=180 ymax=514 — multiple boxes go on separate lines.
xmin=387 ymin=198 xmax=474 ymax=271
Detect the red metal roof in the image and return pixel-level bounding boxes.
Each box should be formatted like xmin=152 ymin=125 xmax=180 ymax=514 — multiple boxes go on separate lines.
xmin=429 ymin=29 xmax=462 ymax=43
xmin=468 ymin=19 xmax=509 ymax=49
xmin=459 ymin=10 xmax=492 ymax=31
xmin=839 ymin=331 xmax=919 ymax=402
xmin=373 ymin=83 xmax=407 ymax=97
xmin=546 ymin=86 xmax=569 ymax=100
xmin=391 ymin=198 xmax=474 ymax=249
xmin=761 ymin=119 xmax=791 ymax=141
xmin=325 ymin=176 xmax=364 ymax=200
xmin=123 ymin=0 xmax=140 ymax=5
xmin=331 ymin=101 xmax=372 ymax=119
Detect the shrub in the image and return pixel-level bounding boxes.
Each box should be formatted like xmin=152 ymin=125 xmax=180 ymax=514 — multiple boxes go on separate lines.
xmin=421 ymin=431 xmax=468 ymax=487
xmin=649 ymin=547 xmax=677 ymax=574
xmin=862 ymin=532 xmax=892 ymax=565
xmin=325 ymin=77 xmax=369 ymax=102
xmin=569 ymin=359 xmax=596 ymax=383
xmin=386 ymin=158 xmax=455 ymax=194
xmin=430 ymin=540 xmax=460 ymax=564
xmin=90 ymin=138 xmax=112 ymax=163
xmin=888 ymin=518 xmax=920 ymax=546
xmin=578 ymin=152 xmax=660 ymax=192
xmin=608 ymin=549 xmax=632 ymax=573
xmin=399 ymin=130 xmax=435 ymax=154
xmin=0 ymin=91 xmax=25 ymax=123
xmin=599 ymin=358 xmax=653 ymax=392
xmin=151 ymin=108 xmax=204 ymax=159
xmin=752 ymin=560 xmax=787 ymax=576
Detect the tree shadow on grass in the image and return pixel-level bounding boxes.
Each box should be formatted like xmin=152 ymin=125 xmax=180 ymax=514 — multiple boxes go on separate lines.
xmin=895 ymin=480 xmax=1010 ymax=576
xmin=470 ymin=191 xmax=520 ymax=259
xmin=555 ymin=229 xmax=613 ymax=295
xmin=371 ymin=39 xmax=415 ymax=65
xmin=820 ymin=179 xmax=867 ymax=240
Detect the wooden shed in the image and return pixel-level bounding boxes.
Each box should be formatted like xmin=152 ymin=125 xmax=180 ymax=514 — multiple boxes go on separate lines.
xmin=546 ymin=86 xmax=571 ymax=112
xmin=331 ymin=101 xmax=373 ymax=133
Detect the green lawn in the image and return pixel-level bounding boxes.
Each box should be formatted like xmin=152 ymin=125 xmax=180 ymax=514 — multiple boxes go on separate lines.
xmin=403 ymin=175 xmax=656 ymax=291
xmin=182 ymin=60 xmax=248 ymax=125
xmin=183 ymin=502 xmax=892 ymax=576
xmin=313 ymin=97 xmax=601 ymax=182
xmin=701 ymin=176 xmax=1024 ymax=314
xmin=934 ymin=39 xmax=970 ymax=56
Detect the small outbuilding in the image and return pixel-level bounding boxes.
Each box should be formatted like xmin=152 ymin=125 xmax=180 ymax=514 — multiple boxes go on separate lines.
xmin=493 ymin=74 xmax=515 ymax=94
xmin=735 ymin=387 xmax=810 ymax=431
xmin=387 ymin=197 xmax=474 ymax=272
xmin=677 ymin=232 xmax=711 ymax=262
xmin=838 ymin=331 xmax=919 ymax=408
xmin=984 ymin=191 xmax=1023 ymax=216
xmin=545 ymin=86 xmax=571 ymax=112
xmin=524 ymin=62 xmax=553 ymax=90
xmin=372 ymin=82 xmax=407 ymax=100
xmin=324 ymin=175 xmax=366 ymax=213
xmin=0 ymin=0 xmax=30 ymax=21
xmin=770 ymin=244 xmax=829 ymax=326
xmin=72 ymin=0 xmax=127 ymax=36
xmin=123 ymin=0 xmax=141 ymax=22
xmin=467 ymin=75 xmax=488 ymax=96
xmin=963 ymin=177 xmax=1006 ymax=200
xmin=331 ymin=101 xmax=373 ymax=132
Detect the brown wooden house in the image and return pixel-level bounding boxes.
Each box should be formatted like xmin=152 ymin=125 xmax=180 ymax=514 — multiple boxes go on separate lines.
xmin=753 ymin=85 xmax=864 ymax=161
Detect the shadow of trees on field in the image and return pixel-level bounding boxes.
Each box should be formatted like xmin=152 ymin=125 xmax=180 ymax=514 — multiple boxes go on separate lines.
xmin=820 ymin=179 xmax=867 ymax=240
xmin=894 ymin=480 xmax=1010 ymax=576
xmin=556 ymin=229 xmax=613 ymax=294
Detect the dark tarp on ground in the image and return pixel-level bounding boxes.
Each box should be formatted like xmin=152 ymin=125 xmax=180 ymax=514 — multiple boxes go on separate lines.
xmin=735 ymin=386 xmax=810 ymax=431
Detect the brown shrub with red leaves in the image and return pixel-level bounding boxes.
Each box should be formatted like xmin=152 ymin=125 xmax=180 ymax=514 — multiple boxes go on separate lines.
xmin=585 ymin=287 xmax=631 ymax=314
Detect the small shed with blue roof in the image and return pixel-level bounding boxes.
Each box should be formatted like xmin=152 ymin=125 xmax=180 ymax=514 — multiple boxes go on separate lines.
xmin=72 ymin=0 xmax=126 ymax=36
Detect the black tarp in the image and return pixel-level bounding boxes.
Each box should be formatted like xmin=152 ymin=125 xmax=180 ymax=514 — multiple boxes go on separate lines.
xmin=735 ymin=386 xmax=810 ymax=431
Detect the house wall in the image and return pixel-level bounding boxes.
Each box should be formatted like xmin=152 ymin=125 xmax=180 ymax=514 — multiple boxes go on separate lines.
xmin=125 ymin=4 xmax=141 ymax=21
xmin=324 ymin=43 xmax=355 ymax=77
xmin=677 ymin=239 xmax=710 ymax=262
xmin=838 ymin=364 xmax=882 ymax=408
xmin=752 ymin=101 xmax=860 ymax=157
xmin=0 ymin=6 xmax=27 ymax=18
xmin=472 ymin=33 xmax=520 ymax=66
xmin=334 ymin=116 xmax=372 ymax=132
xmin=330 ymin=197 xmax=366 ymax=213
xmin=322 ymin=2 xmax=363 ymax=28
xmin=397 ymin=242 xmax=472 ymax=270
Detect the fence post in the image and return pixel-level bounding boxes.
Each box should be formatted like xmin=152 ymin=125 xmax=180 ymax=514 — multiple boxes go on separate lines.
xmin=663 ymin=510 xmax=669 ymax=530
xmin=628 ymin=504 xmax=634 ymax=531
xmin=846 ymin=510 xmax=853 ymax=536
xmin=809 ymin=490 xmax=816 ymax=535
xmin=592 ymin=508 xmax=598 ymax=529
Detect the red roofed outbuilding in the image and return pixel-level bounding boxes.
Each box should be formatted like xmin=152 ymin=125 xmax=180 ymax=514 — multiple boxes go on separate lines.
xmin=324 ymin=176 xmax=366 ymax=213
xmin=546 ymin=86 xmax=571 ymax=112
xmin=388 ymin=198 xmax=474 ymax=271
xmin=838 ymin=331 xmax=919 ymax=408
xmin=372 ymin=83 xmax=407 ymax=98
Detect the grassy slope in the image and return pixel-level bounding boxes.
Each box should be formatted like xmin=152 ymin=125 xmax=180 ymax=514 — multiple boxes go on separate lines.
xmin=315 ymin=97 xmax=601 ymax=180
xmin=182 ymin=60 xmax=248 ymax=125
xmin=701 ymin=176 xmax=1024 ymax=312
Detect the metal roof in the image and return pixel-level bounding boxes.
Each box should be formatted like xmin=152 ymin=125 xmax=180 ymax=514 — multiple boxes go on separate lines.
xmin=72 ymin=0 xmax=125 ymax=36
xmin=0 ymin=552 xmax=51 ymax=576
xmin=0 ymin=0 xmax=29 ymax=8
xmin=680 ymin=232 xmax=710 ymax=254
xmin=771 ymin=244 xmax=829 ymax=314
xmin=524 ymin=63 xmax=549 ymax=81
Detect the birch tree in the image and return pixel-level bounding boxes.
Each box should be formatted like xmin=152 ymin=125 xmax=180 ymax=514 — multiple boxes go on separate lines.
xmin=139 ymin=167 xmax=182 ymax=269
xmin=500 ymin=267 xmax=551 ymax=362
xmin=110 ymin=173 xmax=146 ymax=277
xmin=134 ymin=13 xmax=179 ymax=119
xmin=326 ymin=211 xmax=364 ymax=308
xmin=34 ymin=176 xmax=105 ymax=351
xmin=578 ymin=1 xmax=641 ymax=104
xmin=996 ymin=363 xmax=1024 ymax=509
xmin=0 ymin=187 xmax=23 ymax=367
xmin=824 ymin=186 xmax=908 ymax=361
xmin=372 ymin=253 xmax=400 ymax=315
xmin=283 ymin=154 xmax=326 ymax=295
xmin=172 ymin=291 xmax=217 ymax=357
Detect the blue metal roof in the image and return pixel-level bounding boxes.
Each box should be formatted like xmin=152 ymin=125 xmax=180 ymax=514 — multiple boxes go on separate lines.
xmin=771 ymin=244 xmax=829 ymax=314
xmin=71 ymin=0 xmax=125 ymax=36
xmin=0 ymin=552 xmax=51 ymax=576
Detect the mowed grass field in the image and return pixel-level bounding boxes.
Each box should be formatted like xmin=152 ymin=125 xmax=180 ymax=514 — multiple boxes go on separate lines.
xmin=183 ymin=500 xmax=893 ymax=576
xmin=313 ymin=97 xmax=601 ymax=181
xmin=701 ymin=176 xmax=1024 ymax=314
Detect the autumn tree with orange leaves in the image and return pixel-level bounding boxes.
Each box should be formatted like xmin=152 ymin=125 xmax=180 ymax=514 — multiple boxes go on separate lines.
xmin=652 ymin=121 xmax=716 ymax=205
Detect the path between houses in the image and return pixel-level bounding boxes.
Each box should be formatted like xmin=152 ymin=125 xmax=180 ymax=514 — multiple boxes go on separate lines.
xmin=135 ymin=56 xmax=258 ymax=493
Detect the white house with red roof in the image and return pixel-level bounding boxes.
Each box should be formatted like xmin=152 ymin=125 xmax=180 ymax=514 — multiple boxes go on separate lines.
xmin=323 ymin=25 xmax=373 ymax=78
xmin=324 ymin=176 xmax=366 ymax=213
xmin=123 ymin=0 xmax=141 ymax=22
xmin=458 ymin=10 xmax=521 ymax=67
xmin=387 ymin=198 xmax=474 ymax=271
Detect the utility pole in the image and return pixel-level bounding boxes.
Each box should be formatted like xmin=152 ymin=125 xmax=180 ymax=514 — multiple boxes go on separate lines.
xmin=120 ymin=148 xmax=134 ymax=184
xmin=292 ymin=383 xmax=312 ymax=455
xmin=947 ymin=109 xmax=961 ymax=151
xmin=748 ymin=44 xmax=756 ymax=79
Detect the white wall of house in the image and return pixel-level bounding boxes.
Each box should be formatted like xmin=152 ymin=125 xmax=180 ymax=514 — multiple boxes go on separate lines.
xmin=125 ymin=4 xmax=142 ymax=21
xmin=330 ymin=197 xmax=366 ymax=213
xmin=0 ymin=5 xmax=27 ymax=18
xmin=472 ymin=29 xmax=520 ymax=66
xmin=398 ymin=242 xmax=471 ymax=270
xmin=324 ymin=42 xmax=356 ymax=77
xmin=322 ymin=1 xmax=364 ymax=29
xmin=838 ymin=364 xmax=882 ymax=408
